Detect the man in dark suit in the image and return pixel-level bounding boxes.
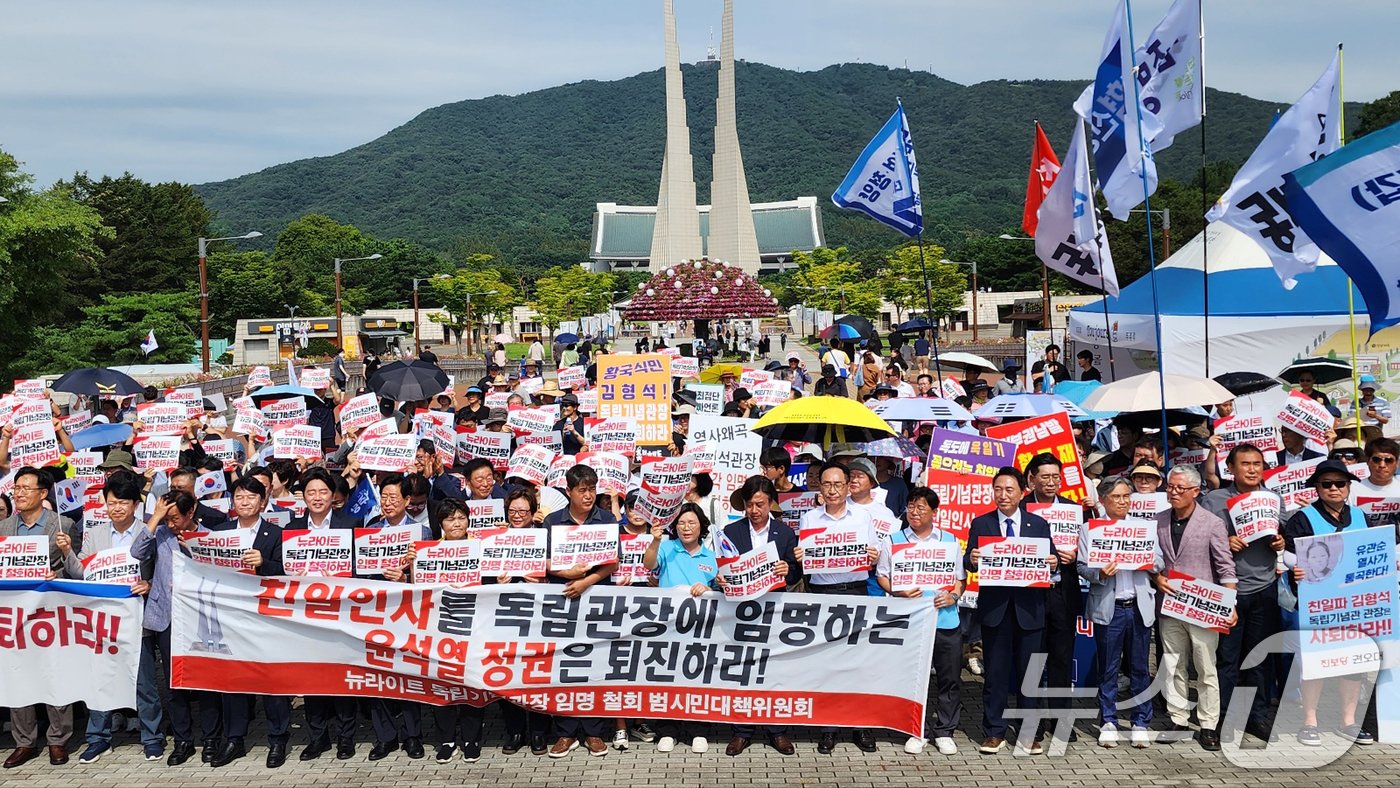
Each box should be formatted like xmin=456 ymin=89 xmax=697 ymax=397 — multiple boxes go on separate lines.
xmin=1020 ymin=453 xmax=1085 ymax=744
xmin=286 ymin=468 xmax=361 ymax=761
xmin=208 ymin=476 xmax=288 ymax=768
xmin=963 ymin=466 xmax=1058 ymax=755
xmin=1276 ymin=427 xmax=1325 ymax=466
xmin=721 ymin=476 xmax=801 ymax=757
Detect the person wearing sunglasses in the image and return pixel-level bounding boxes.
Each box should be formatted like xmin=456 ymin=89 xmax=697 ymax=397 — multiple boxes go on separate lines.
xmin=1281 ymin=459 xmax=1375 ymax=747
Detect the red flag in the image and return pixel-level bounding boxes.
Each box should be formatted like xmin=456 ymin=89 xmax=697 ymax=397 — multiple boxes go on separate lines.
xmin=1021 ymin=122 xmax=1062 ymax=237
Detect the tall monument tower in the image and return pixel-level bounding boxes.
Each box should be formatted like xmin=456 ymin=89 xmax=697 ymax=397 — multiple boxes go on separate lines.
xmin=648 ymin=0 xmax=704 ymax=270
xmin=705 ymin=0 xmax=761 ymax=273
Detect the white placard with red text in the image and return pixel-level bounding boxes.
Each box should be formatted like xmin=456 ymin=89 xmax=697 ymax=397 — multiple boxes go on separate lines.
xmin=976 ymin=536 xmax=1051 ymax=587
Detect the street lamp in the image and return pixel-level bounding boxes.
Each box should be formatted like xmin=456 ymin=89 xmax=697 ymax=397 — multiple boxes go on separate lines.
xmin=412 ymin=275 xmax=451 ymax=357
xmin=998 ymin=233 xmax=1051 ymax=330
xmin=333 ymin=253 xmax=383 ymax=351
xmin=197 ymin=231 xmax=262 ymax=373
xmin=942 ymin=259 xmax=980 ymax=341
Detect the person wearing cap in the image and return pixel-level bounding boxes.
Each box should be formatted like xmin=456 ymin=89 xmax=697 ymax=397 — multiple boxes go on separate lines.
xmin=1128 ymin=463 xmax=1162 ymax=495
xmin=721 ymin=476 xmax=800 ymax=756
xmin=993 ymin=363 xmax=1025 ymax=395
xmin=482 ymin=408 xmax=511 ymax=434
xmin=99 ymin=449 xmax=138 ymax=477
xmin=1280 ymin=459 xmax=1376 ymax=746
xmin=869 ymin=382 xmax=898 ymax=404
xmin=1346 ymin=375 xmax=1390 ymax=429
xmin=1199 ymin=442 xmax=1287 ymax=743
xmin=554 ymin=393 xmax=586 ymax=456
xmin=966 ymin=379 xmax=991 ymax=406
xmin=730 ymin=388 xmax=755 ymax=418
xmin=457 ymin=387 xmax=490 ymax=425
xmin=1328 ymin=436 xmax=1363 ymax=465
xmin=669 ymin=404 xmax=693 ymax=455
xmin=1155 ymin=464 xmax=1236 ymax=752
xmin=800 ymin=462 xmax=879 ymax=754
xmin=813 ymin=364 xmax=847 ymax=398
xmin=785 ymin=353 xmax=811 ymax=393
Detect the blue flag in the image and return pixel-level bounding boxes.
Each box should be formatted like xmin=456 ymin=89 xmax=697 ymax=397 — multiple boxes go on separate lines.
xmin=1073 ymin=0 xmax=1158 ymax=221
xmin=343 ymin=474 xmax=380 ymax=520
xmin=1283 ymin=119 xmax=1400 ymax=335
xmin=831 ymin=102 xmax=922 ymax=237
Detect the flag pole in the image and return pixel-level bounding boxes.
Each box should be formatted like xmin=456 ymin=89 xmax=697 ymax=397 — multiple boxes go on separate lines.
xmin=1196 ymin=0 xmax=1211 ymax=377
xmin=1336 ymin=43 xmax=1362 ymax=444
xmin=915 ymin=233 xmax=944 ymax=381
xmin=1124 ymin=0 xmax=1172 ymax=463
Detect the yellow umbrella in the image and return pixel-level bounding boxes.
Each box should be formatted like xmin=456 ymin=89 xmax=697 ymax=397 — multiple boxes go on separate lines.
xmin=699 ymin=362 xmax=743 ymax=384
xmin=752 ymin=397 xmax=895 ymax=447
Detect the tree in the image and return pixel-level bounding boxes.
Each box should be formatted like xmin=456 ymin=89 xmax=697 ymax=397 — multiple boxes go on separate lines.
xmin=17 ymin=292 xmax=199 ymax=373
xmin=529 ymin=266 xmax=615 ymax=336
xmin=879 ymin=244 xmax=966 ymax=323
xmin=207 ymin=251 xmax=284 ymax=339
xmin=60 ymin=172 xmax=213 ymax=301
xmin=428 ymin=264 xmax=519 ymax=356
xmin=789 ymin=247 xmax=882 ymax=319
xmin=0 ymin=150 xmax=111 ymax=378
xmin=1356 ymin=91 xmax=1400 ymax=139
xmin=269 ymin=214 xmax=376 ymax=313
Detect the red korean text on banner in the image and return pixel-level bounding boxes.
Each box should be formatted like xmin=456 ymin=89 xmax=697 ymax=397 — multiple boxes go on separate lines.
xmin=984 ymin=412 xmax=1087 ymax=502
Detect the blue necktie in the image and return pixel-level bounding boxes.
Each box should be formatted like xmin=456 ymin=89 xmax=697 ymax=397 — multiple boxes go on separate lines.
xmin=1004 ymin=517 xmax=1016 ymax=538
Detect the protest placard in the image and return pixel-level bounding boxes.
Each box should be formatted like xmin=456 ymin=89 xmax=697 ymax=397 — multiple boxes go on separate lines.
xmin=739 ymin=369 xmax=773 ymax=389
xmin=412 ymin=540 xmax=481 ymax=587
xmin=61 ymin=409 xmax=92 ymax=435
xmin=261 ymin=398 xmax=308 ymax=433
xmin=633 ymin=457 xmax=692 ymax=526
xmin=476 ymin=528 xmax=548 ymax=577
xmin=1213 ymin=414 xmax=1282 ymax=479
xmin=455 ymin=430 xmax=511 ymax=470
xmin=356 ymin=434 xmax=418 ymax=472
xmin=1027 ymin=502 xmax=1082 ymax=553
xmin=83 ymin=500 xmax=112 ymax=532
xmin=976 ymin=536 xmax=1051 ymax=588
xmin=557 ymin=366 xmax=588 ymax=391
xmin=585 ymin=416 xmax=639 ymax=456
xmin=299 ymin=367 xmax=331 ymax=390
xmin=186 ymin=529 xmax=254 ymax=572
xmin=339 ymin=393 xmax=383 ymax=433
xmin=133 ymin=435 xmax=181 ymax=472
xmin=598 ymin=354 xmax=671 ymax=445
xmin=923 ymin=469 xmax=992 ymax=543
xmin=548 ymin=524 xmax=618 ymax=571
xmin=11 ymin=422 xmax=60 ymax=468
xmin=890 ymin=541 xmax=959 ymax=593
xmin=136 ymin=402 xmax=188 ymax=435
xmin=688 ymin=414 xmax=761 ymax=516
xmin=80 ymin=546 xmax=142 ymax=585
xmin=274 ymin=425 xmax=324 ymax=460
xmin=12 ymin=379 xmax=46 ymax=399
xmin=1296 ymin=528 xmax=1398 ymax=679
xmin=507 ymin=444 xmax=555 ymax=486
xmin=686 ymin=383 xmax=725 ymax=415
xmin=195 ymin=440 xmax=236 ymax=472
xmin=359 ymin=417 xmax=399 ymax=442
xmin=578 ymin=451 xmax=630 ymax=496
xmin=685 ymin=442 xmax=715 ymax=474
xmin=671 ymin=356 xmax=699 ymax=379
xmin=925 ymin=428 xmax=1017 ymax=478
xmin=1358 ymin=497 xmax=1400 ymax=518
xmin=465 ymin=499 xmax=505 ymax=530
xmin=1160 ymin=570 xmax=1237 ymax=632
xmin=1084 ymin=519 xmax=1157 ymax=569
xmin=575 ymin=389 xmax=598 ymax=414
xmin=232 ymin=408 xmax=267 ymax=441
xmin=752 ymin=380 xmax=792 ymax=408
xmin=718 ymin=543 xmax=782 ymax=601
xmin=353 ymin=524 xmax=417 ymax=575
xmin=506 ymin=407 xmax=554 ymax=436
xmin=247 ymin=366 xmax=273 ymax=387
xmin=0 ymin=535 xmax=50 ymax=579
xmin=940 ymin=378 xmax=964 ymax=400
xmin=799 ymin=522 xmax=872 ymax=573
xmin=517 ymin=430 xmax=563 ymax=454
xmin=777 ymin=491 xmax=819 ymax=535
xmin=1227 ymin=491 xmax=1282 ymax=544
xmin=1128 ymin=492 xmax=1168 ymax=521
xmin=69 ymin=450 xmax=104 ymax=489
xmin=1263 ymin=457 xmax=1324 ymax=511
xmin=164 ymin=387 xmax=202 ymax=407
xmin=871 ymin=514 xmax=900 ymax=543
xmin=281 ymin=530 xmax=353 ymax=577
xmin=615 ymin=532 xmax=653 ymax=584
xmin=545 ymin=455 xmax=576 ymax=489
xmin=985 ymin=412 xmax=1087 ymax=501
xmin=1277 ymin=390 xmax=1337 ymax=445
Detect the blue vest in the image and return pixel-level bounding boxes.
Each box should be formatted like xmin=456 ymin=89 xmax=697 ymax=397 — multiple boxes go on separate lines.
xmin=1300 ymin=504 xmax=1369 ymax=536
xmin=889 ymin=528 xmax=961 ymax=630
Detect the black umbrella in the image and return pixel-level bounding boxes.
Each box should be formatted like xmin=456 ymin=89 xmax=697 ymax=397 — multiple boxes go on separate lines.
xmin=1213 ymin=371 xmax=1282 ymax=398
xmin=893 ymin=317 xmax=935 ymax=334
xmin=368 ymin=360 xmax=450 ymax=402
xmin=1278 ymin=357 xmax=1352 ymax=386
xmin=50 ymin=367 xmax=144 ymax=397
xmin=833 ymin=314 xmax=876 ymax=338
xmin=1112 ymin=409 xmax=1211 ymax=430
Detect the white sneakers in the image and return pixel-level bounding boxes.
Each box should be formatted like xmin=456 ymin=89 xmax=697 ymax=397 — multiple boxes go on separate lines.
xmin=656 ymin=736 xmax=676 ymax=753
xmin=904 ymin=737 xmax=925 ymax=754
xmin=934 ymin=737 xmax=958 ymax=755
xmin=1130 ymin=726 xmax=1151 ymax=748
xmin=691 ymin=737 xmax=708 ymax=754
xmin=611 ymin=729 xmax=629 ymax=751
xmin=1099 ymin=722 xmax=1120 ymax=748
xmin=967 ymin=657 xmax=984 ymax=676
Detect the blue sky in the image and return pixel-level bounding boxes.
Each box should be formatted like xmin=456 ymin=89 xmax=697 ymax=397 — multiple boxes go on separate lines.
xmin=3 ymin=0 xmax=1391 ymax=187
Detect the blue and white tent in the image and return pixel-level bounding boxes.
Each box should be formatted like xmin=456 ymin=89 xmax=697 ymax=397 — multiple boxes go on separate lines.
xmin=1067 ymin=223 xmax=1390 ymax=401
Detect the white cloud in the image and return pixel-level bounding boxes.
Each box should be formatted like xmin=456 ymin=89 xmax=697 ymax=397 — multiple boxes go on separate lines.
xmin=1 ymin=0 xmax=1390 ymax=186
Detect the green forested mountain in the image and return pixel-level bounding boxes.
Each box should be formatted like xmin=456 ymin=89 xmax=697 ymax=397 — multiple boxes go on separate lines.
xmin=196 ymin=61 xmax=1327 ymax=271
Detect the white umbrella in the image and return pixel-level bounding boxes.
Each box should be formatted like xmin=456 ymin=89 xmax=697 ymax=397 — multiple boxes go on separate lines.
xmin=869 ymin=397 xmax=974 ymax=423
xmin=976 ymin=393 xmax=1087 ymax=419
xmin=935 ymin=351 xmax=999 ymax=372
xmin=1081 ymin=371 xmax=1234 ymax=412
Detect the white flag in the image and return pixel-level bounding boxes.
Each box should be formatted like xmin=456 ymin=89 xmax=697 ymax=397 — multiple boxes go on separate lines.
xmin=140 ymin=330 xmax=158 ymax=356
xmin=1035 ymin=121 xmax=1120 ymax=297
xmin=831 ymin=102 xmax=923 ymax=238
xmin=1075 ymin=0 xmax=1203 ymax=154
xmin=1073 ymin=0 xmax=1158 ymax=221
xmin=1205 ymin=50 xmax=1342 ymax=288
